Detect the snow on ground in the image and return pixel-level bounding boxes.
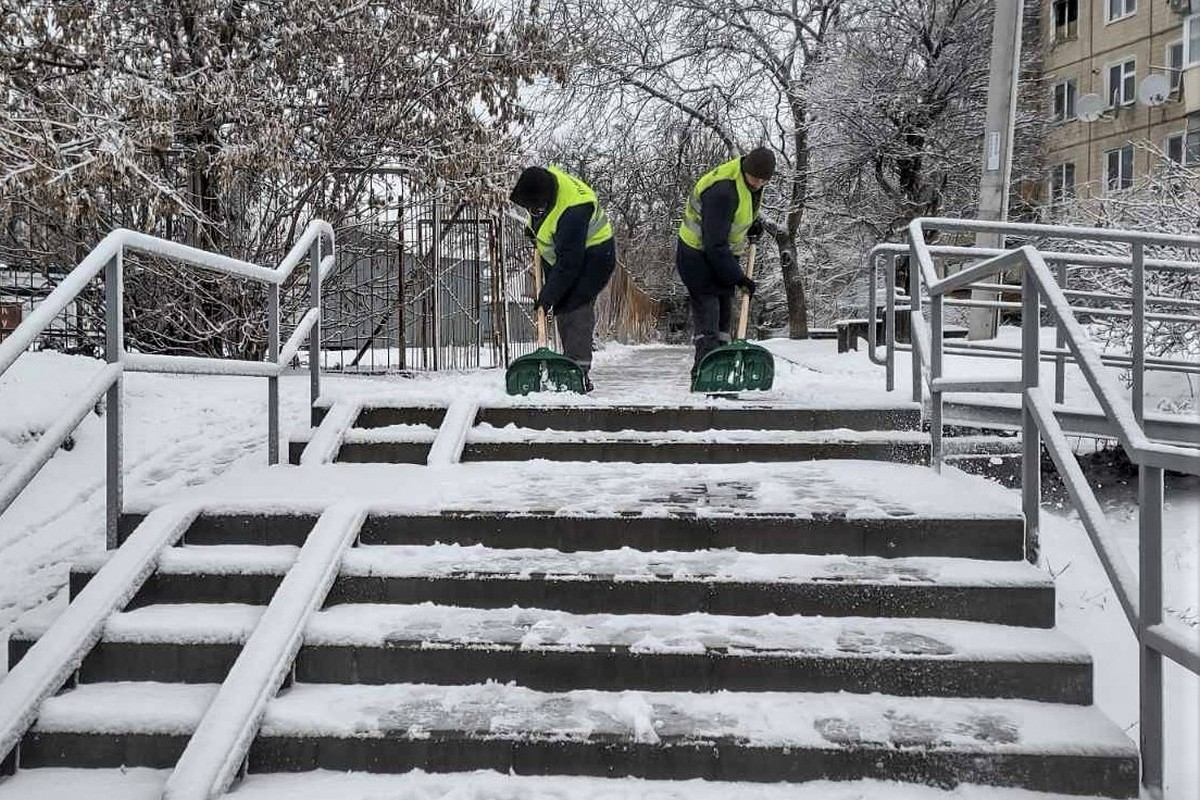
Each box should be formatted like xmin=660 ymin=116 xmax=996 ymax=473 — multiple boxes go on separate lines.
xmin=0 ymin=768 xmax=1132 ymax=800
xmin=0 ymin=335 xmax=1197 ymax=797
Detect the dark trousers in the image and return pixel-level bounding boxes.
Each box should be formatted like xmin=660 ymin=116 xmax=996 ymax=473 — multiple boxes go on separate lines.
xmin=555 ymin=301 xmax=596 ymax=370
xmin=689 ymin=291 xmax=733 ymax=372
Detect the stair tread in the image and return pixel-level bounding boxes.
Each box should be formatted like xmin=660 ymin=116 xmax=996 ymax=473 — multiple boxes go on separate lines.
xmin=33 ymin=681 xmax=1134 ymax=756
xmin=303 ymin=604 xmax=1084 ymax=660
xmin=73 ymin=545 xmax=1050 ymax=586
xmin=0 ymin=769 xmax=1113 ymax=800
xmin=17 ymin=602 xmax=1084 ymax=663
xmin=0 ymin=767 xmax=167 ymax=799
xmin=467 ymin=425 xmax=930 ymax=444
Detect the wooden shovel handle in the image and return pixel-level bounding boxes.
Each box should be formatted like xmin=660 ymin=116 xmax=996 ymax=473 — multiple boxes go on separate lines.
xmin=533 ymin=248 xmax=547 ymax=347
xmin=736 ymin=243 xmax=756 ymax=340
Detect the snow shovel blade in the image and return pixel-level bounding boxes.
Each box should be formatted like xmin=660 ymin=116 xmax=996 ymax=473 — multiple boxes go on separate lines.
xmin=505 ymin=347 xmax=587 ymax=395
xmin=691 ymin=340 xmax=775 ymax=393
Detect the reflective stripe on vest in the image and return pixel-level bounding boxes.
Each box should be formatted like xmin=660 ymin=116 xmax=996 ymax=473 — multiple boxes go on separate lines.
xmin=678 ymin=157 xmax=753 ymax=256
xmin=530 ymin=166 xmax=613 ymax=266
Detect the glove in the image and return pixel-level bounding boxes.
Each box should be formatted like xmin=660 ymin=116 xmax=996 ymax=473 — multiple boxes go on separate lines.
xmin=736 ymin=275 xmax=757 ymax=297
xmin=534 ymin=289 xmax=552 ymax=311
xmin=747 ymin=218 xmax=764 ymax=241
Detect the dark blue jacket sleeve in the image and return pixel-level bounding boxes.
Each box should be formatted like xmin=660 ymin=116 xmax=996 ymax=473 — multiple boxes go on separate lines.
xmin=538 ymin=203 xmax=591 ymax=308
xmin=700 ymin=181 xmax=745 ymax=288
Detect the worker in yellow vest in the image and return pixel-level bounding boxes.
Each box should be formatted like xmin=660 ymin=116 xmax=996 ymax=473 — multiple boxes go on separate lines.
xmin=677 ymin=147 xmax=774 ymax=380
xmin=510 ymin=166 xmax=616 ymax=392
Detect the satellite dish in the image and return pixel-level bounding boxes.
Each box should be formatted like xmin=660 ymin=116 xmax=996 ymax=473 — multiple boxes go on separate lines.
xmin=1076 ymin=93 xmax=1106 ymax=123
xmin=1138 ymin=74 xmax=1171 ymax=107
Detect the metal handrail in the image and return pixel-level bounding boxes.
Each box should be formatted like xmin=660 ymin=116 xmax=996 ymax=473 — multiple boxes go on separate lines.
xmin=864 ymin=242 xmax=1200 ymax=401
xmin=902 ymin=217 xmax=1200 ymax=797
xmin=0 ymin=221 xmax=335 ymax=547
xmin=0 ymin=504 xmax=201 ymax=775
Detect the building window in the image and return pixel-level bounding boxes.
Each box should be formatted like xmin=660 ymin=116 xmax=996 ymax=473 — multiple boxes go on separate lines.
xmin=1171 ymin=131 xmax=1200 ymax=164
xmin=1052 ymin=79 xmax=1077 ymax=121
xmin=1167 ymin=42 xmax=1184 ymax=93
xmin=1166 ymin=133 xmax=1185 ymax=163
xmin=1106 ymin=59 xmax=1136 ymax=106
xmin=1105 ymin=144 xmax=1134 ymax=191
xmin=1107 ymin=0 xmax=1135 ymax=22
xmin=1049 ymin=163 xmax=1076 ymax=204
xmin=1186 ymin=15 xmax=1200 ymax=67
xmin=1053 ymin=0 xmax=1079 ymax=41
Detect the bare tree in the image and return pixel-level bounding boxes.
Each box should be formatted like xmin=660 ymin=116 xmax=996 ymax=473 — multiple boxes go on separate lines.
xmin=1040 ymin=151 xmax=1200 ymax=363
xmin=542 ymin=0 xmax=860 ymax=337
xmin=1 ymin=0 xmax=550 ymax=357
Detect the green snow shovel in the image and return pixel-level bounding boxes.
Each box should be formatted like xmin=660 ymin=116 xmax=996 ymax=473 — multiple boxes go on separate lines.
xmin=505 ymin=249 xmax=587 ymax=395
xmin=691 ymin=243 xmax=775 ymax=394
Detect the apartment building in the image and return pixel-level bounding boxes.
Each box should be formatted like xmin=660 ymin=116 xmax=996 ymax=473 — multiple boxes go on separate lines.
xmin=1043 ymin=0 xmax=1200 ymax=201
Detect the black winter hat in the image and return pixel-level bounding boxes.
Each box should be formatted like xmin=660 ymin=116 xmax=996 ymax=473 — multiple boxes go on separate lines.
xmin=742 ymin=147 xmax=776 ymax=181
xmin=510 ymin=167 xmax=557 ymax=211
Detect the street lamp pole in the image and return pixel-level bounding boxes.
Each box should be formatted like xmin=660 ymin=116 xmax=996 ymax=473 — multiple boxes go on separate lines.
xmin=969 ymin=0 xmax=1025 ymax=340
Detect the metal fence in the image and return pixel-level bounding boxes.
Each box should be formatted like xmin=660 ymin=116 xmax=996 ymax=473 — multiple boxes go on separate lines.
xmin=314 ymin=189 xmax=544 ymax=374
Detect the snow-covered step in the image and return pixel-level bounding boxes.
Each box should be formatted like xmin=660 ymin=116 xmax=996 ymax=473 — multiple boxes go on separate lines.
xmin=474 ymin=406 xmax=923 ymax=433
xmin=258 ymin=683 xmax=1137 ymax=796
xmin=354 ymin=512 xmax=1028 ymax=559
xmin=10 ymin=604 xmax=1090 ymax=702
xmin=202 ymin=771 xmax=1140 ymax=800
xmin=70 ymin=544 xmax=1055 ymax=626
xmin=0 ymin=769 xmax=1129 ymax=800
xmin=453 ymin=425 xmax=935 ymax=465
xmin=20 ymin=682 xmax=214 ymax=768
xmin=289 ymin=423 xmax=438 ymax=465
xmin=111 ymin=510 xmax=1028 ymax=558
xmin=0 ymin=767 xmax=168 ymax=799
xmin=18 ymin=681 xmax=1138 ymax=795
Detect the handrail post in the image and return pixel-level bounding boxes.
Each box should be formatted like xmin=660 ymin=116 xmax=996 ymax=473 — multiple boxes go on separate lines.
xmin=930 ymin=292 xmax=945 ymax=472
xmin=1131 ymin=242 xmax=1145 ymax=423
xmin=1055 ymin=259 xmax=1067 ymax=404
xmin=1020 ymin=272 xmax=1040 ymax=563
xmin=886 ymin=254 xmax=897 ymax=392
xmin=1139 ymin=462 xmax=1165 ymax=796
xmin=308 ymin=238 xmax=321 ymax=426
xmin=268 ymin=284 xmax=280 ymax=465
xmin=908 ymin=254 xmax=922 ymax=403
xmin=104 ymin=251 xmax=124 ymax=550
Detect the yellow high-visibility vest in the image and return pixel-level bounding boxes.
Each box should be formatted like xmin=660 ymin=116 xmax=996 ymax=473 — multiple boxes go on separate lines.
xmin=678 ymin=157 xmax=753 ymax=255
xmin=529 ymin=166 xmax=612 ymax=266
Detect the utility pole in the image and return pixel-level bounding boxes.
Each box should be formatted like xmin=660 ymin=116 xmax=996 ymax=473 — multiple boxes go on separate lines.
xmin=969 ymin=0 xmax=1024 ymax=340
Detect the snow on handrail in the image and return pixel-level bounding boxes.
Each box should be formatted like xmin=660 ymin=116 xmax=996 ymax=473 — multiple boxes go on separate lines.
xmin=0 ymin=363 xmax=122 ymax=519
xmin=0 ymin=233 xmax=115 ymax=376
xmin=274 ymin=219 xmax=335 ymax=284
xmin=0 ymin=503 xmax=200 ymax=766
xmin=120 ymin=230 xmax=279 ymax=284
xmin=123 ymin=352 xmax=281 ymax=378
xmin=278 ymin=308 xmax=321 ymax=367
xmin=299 ymin=399 xmax=362 ymax=465
xmin=162 ymin=504 xmax=365 ymax=800
xmin=869 ymin=240 xmax=1200 ymax=273
xmin=912 ymin=216 xmax=1200 ymax=250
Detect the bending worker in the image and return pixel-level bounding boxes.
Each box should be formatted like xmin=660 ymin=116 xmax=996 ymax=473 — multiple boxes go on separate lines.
xmin=676 ymin=146 xmax=774 ymax=381
xmin=510 ymin=165 xmax=616 ymax=392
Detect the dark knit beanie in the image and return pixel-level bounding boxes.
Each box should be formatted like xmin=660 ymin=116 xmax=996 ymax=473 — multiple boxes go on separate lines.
xmin=742 ymin=147 xmax=776 ymax=180
xmin=509 ymin=167 xmax=557 ymax=211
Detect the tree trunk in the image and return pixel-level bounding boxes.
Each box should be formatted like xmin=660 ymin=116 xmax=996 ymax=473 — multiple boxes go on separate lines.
xmin=776 ymin=234 xmax=809 ymax=338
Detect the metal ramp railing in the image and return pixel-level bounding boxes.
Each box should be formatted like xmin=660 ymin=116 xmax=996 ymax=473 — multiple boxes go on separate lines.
xmin=886 ymin=217 xmax=1199 ymax=797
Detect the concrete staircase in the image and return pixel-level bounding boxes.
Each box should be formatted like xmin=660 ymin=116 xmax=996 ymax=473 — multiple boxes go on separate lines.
xmin=3 ymin=401 xmax=1139 ymax=798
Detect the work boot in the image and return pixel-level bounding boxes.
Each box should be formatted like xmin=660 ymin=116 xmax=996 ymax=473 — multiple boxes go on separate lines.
xmin=582 ymin=369 xmax=594 ymax=393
